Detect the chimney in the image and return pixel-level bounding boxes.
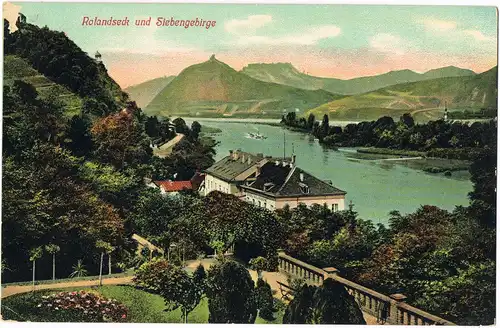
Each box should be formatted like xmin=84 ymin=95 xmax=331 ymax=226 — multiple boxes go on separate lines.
xmin=247 ymin=156 xmax=252 ymax=165
xmin=229 ymin=150 xmax=233 ymax=158
xmin=292 ymin=154 xmax=296 ymax=164
xmin=275 ymin=160 xmax=280 ymax=166
xmin=300 ymin=173 xmax=304 ymax=182
xmin=282 ymin=161 xmax=288 ymax=167
xmin=241 ymin=154 xmax=245 ymax=163
xmin=233 ymin=150 xmax=239 ymax=160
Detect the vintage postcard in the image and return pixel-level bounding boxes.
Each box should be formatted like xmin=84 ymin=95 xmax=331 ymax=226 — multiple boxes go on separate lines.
xmin=1 ymin=1 xmax=497 ymax=326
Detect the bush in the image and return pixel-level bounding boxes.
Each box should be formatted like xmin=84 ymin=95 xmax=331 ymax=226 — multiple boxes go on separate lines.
xmin=256 ymin=279 xmax=276 ymax=321
xmin=206 ymin=260 xmax=257 ymax=323
xmin=133 ymin=258 xmax=170 ymax=293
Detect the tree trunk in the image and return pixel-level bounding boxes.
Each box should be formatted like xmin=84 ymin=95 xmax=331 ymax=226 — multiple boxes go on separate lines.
xmin=99 ymin=252 xmax=104 ymax=286
xmin=52 ymin=253 xmax=56 ymax=281
xmin=32 ymin=260 xmax=36 ymax=292
xmin=184 ymin=309 xmax=188 ymax=323
xmin=108 ymin=253 xmax=112 ymax=275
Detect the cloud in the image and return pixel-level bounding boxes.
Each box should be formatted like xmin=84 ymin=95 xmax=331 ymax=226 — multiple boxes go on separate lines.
xmin=419 ymin=18 xmax=457 ymax=32
xmin=417 ymin=17 xmax=495 ymax=45
xmin=232 ymin=24 xmax=341 ymax=46
xmin=370 ymin=33 xmax=412 ymax=55
xmin=225 ymin=15 xmax=272 ymax=35
xmin=463 ymin=29 xmax=495 ymax=42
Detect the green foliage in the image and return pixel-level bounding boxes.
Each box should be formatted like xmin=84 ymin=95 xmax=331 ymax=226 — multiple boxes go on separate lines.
xmin=414 ymin=261 xmax=495 ymax=325
xmin=192 ymin=264 xmax=207 ymax=294
xmin=95 ymin=241 xmax=113 ymax=254
xmin=206 ymin=260 xmax=257 ymax=323
xmin=249 ymin=256 xmax=267 ymax=276
xmin=69 ymin=260 xmax=88 ymax=278
xmin=255 ymin=279 xmax=276 ymax=320
xmin=45 ymin=244 xmax=60 ymax=254
xmin=133 ymin=258 xmax=202 ymax=322
xmin=283 ymin=279 xmax=365 ymax=324
xmin=7 ymin=19 xmax=122 ymax=111
xmin=283 ymin=113 xmax=496 ymax=161
xmin=29 ymin=247 xmax=43 ymax=262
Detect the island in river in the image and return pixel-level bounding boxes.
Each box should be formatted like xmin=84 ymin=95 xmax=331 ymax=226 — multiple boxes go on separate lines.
xmin=185 ymin=118 xmax=472 ymax=225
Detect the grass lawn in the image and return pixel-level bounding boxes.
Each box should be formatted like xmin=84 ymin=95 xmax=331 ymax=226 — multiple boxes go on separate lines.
xmin=2 ymin=285 xmax=284 ymax=324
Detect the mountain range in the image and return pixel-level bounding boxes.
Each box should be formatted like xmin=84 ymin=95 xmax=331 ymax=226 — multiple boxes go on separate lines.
xmin=126 ymin=56 xmax=496 ymax=121
xmin=241 ymin=63 xmax=476 ymax=95
xmin=124 ymin=76 xmax=175 ymax=108
xmin=307 ymin=66 xmax=497 ymax=121
xmin=144 ymin=55 xmax=342 ymax=118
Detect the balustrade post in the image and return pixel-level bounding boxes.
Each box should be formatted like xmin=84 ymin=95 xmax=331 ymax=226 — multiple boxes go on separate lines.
xmin=390 ymin=294 xmax=407 ymax=325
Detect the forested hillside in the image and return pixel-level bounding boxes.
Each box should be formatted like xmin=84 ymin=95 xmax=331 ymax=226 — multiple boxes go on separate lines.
xmin=2 ymin=17 xmax=216 ymax=282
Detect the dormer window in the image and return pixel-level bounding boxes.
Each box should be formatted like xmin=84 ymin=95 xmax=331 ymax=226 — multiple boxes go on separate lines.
xmin=264 ymin=182 xmax=275 ymax=192
xmin=299 ymin=182 xmax=310 ymax=194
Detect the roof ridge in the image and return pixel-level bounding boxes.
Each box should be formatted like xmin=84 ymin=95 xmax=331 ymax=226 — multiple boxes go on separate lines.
xmin=296 ymin=167 xmax=346 ymax=193
xmin=277 ymin=165 xmax=296 ymax=194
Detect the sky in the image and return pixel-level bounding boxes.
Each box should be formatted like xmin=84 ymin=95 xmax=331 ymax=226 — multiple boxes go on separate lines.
xmin=4 ymin=2 xmax=499 ymax=87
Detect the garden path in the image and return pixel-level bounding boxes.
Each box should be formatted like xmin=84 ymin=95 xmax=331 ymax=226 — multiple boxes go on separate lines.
xmin=1 ymin=275 xmax=133 ymax=299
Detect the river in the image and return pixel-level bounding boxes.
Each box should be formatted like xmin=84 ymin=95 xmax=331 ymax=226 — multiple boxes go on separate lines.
xmin=186 ymin=119 xmax=473 ymax=225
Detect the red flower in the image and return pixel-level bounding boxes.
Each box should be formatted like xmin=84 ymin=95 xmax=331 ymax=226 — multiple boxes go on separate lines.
xmin=121 ymin=314 xmax=126 ymax=319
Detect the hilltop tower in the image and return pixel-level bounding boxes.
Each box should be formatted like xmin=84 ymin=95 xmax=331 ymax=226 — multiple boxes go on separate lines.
xmin=210 ymin=54 xmax=216 ymax=61
xmin=444 ymin=101 xmax=448 ymax=121
xmin=95 ymin=51 xmax=102 ymax=63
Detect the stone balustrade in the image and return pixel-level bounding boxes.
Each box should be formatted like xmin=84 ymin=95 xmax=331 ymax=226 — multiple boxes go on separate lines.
xmin=277 ymin=251 xmax=455 ymax=326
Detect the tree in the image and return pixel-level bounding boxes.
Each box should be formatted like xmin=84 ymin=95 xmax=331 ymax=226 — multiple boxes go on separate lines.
xmin=283 ymin=279 xmax=365 ymax=324
xmin=283 ymin=283 xmax=315 ymax=323
xmin=192 ymin=263 xmax=207 ymax=294
xmin=400 ymin=113 xmax=415 ymax=128
xmin=249 ymin=256 xmax=267 ymax=279
xmin=45 ymin=244 xmax=60 ymax=281
xmin=173 ymin=117 xmax=189 ymax=134
xmin=95 ymin=240 xmax=113 ymax=286
xmin=206 ymin=260 xmax=257 ymax=323
xmin=191 ymin=121 xmax=202 ymax=140
xmin=468 ymin=148 xmax=496 ymax=228
xmin=91 ymin=110 xmax=152 ymax=169
xmin=256 ymin=278 xmax=276 ymax=320
xmin=307 ymin=113 xmax=315 ymax=131
xmin=134 ymin=259 xmax=202 ymax=323
xmin=321 ymin=114 xmax=329 ymax=139
xmin=29 ymin=247 xmax=43 ymax=292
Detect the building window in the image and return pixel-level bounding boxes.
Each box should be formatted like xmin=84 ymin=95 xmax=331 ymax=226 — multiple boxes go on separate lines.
xmin=258 ymin=200 xmax=261 ymax=207
xmin=332 ymin=204 xmax=339 ymax=212
xmin=299 ymin=182 xmax=310 ymax=194
xmin=252 ymin=199 xmax=255 ymax=205
xmin=263 ymin=202 xmax=267 ymax=208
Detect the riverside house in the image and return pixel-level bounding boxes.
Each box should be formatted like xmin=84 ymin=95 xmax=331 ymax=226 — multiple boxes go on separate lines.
xmin=204 ymin=150 xmax=346 ymax=211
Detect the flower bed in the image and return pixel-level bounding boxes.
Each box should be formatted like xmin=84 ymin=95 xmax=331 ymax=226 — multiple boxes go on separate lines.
xmin=37 ymin=290 xmax=128 ymax=322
